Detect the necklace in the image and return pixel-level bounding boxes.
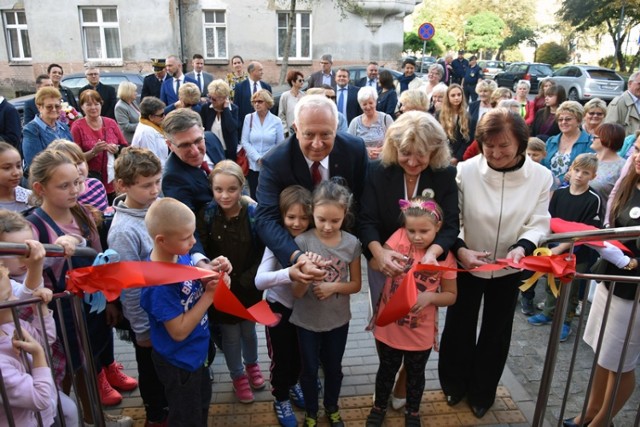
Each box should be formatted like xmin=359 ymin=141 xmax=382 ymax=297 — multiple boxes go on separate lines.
xmin=405 ymin=174 xmax=417 ymax=183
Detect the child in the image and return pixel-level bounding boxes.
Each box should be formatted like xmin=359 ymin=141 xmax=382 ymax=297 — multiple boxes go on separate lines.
xmin=366 ymin=198 xmax=457 ymax=427
xmin=527 ymin=153 xmax=602 ymax=341
xmin=107 ymin=147 xmax=168 ymax=426
xmin=438 ymin=84 xmax=470 ymax=165
xmin=526 ymin=137 xmax=547 ymax=164
xmin=255 ymin=185 xmax=313 ymax=426
xmin=26 ymin=150 xmax=134 ymax=426
xmin=196 ymin=160 xmax=265 ymax=404
xmin=0 ymin=141 xmax=31 ymax=213
xmin=140 ymin=198 xmax=223 ymax=426
xmin=290 ymin=180 xmax=362 ymax=427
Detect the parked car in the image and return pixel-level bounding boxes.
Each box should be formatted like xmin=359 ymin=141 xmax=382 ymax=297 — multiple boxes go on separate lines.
xmin=551 ymin=65 xmax=624 ymax=102
xmin=9 ymin=70 xmax=145 ymax=124
xmin=478 ymin=60 xmax=505 ymax=80
xmin=341 ymin=64 xmax=404 ymax=85
xmin=494 ymin=62 xmax=554 ymax=93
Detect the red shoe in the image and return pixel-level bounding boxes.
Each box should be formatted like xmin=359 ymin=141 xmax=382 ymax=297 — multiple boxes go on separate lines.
xmin=233 ymin=374 xmax=255 ymax=403
xmin=245 ymin=363 xmax=265 ymax=390
xmin=105 ymin=362 xmax=138 ymax=391
xmin=97 ymin=369 xmax=122 ymax=406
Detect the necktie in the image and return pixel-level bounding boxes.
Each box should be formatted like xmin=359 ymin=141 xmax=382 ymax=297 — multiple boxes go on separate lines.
xmin=197 ymin=73 xmax=202 ymax=91
xmin=338 ymin=88 xmax=346 ymax=115
xmin=310 ymin=161 xmax=321 ymax=186
xmin=201 ymin=161 xmax=211 ymax=175
xmin=369 ymin=80 xmax=374 ymax=87
xmin=253 ymin=81 xmax=258 ymax=94
xmin=175 ymin=78 xmax=181 ymax=94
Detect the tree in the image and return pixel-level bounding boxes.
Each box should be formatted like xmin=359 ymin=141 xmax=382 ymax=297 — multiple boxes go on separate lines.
xmin=465 ymin=12 xmax=505 ymax=55
xmin=496 ymin=24 xmax=536 ymax=60
xmin=536 ymin=42 xmax=570 ymax=66
xmin=403 ymin=32 xmax=442 ymax=56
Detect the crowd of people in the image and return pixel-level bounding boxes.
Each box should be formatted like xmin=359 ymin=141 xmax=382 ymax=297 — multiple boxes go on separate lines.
xmin=0 ymin=51 xmax=637 ymax=427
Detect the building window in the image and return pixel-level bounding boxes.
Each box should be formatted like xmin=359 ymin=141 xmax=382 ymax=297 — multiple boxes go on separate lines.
xmin=277 ymin=11 xmax=311 ymax=60
xmin=3 ymin=11 xmax=31 ymax=60
xmin=203 ymin=10 xmax=227 ymax=59
xmin=79 ymin=7 xmax=121 ymax=60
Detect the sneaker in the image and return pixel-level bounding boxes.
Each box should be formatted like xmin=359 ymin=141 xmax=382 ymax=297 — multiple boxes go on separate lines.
xmin=273 ymin=399 xmax=297 ymax=427
xmin=304 ymin=412 xmax=318 ymax=427
xmin=391 ymin=393 xmax=406 ymax=410
xmin=104 ymin=413 xmax=134 ymax=427
xmin=560 ymin=324 xmax=571 ymax=342
xmin=233 ymin=374 xmax=255 ymax=403
xmin=97 ymin=369 xmax=123 ymax=406
xmin=104 ymin=362 xmax=138 ymax=391
xmin=527 ymin=313 xmax=552 ymax=326
xmin=245 ymin=363 xmax=266 ymax=390
xmin=289 ymin=383 xmax=306 ymax=408
xmin=325 ymin=406 xmax=345 ymax=427
xmin=366 ymin=407 xmax=386 ymax=427
xmin=521 ymin=297 xmax=535 ymax=315
xmin=537 ymin=301 xmax=545 ymax=310
xmin=576 ymin=301 xmax=583 ymax=316
xmin=405 ymin=411 xmax=422 ymax=427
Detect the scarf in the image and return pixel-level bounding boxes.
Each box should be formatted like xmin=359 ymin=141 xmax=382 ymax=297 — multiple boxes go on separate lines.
xmin=140 ymin=117 xmax=163 ymax=135
xmin=397 ymin=74 xmax=416 ymax=92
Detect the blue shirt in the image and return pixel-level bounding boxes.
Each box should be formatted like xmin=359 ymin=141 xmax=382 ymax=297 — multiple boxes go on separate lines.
xmin=22 ymin=117 xmax=73 ymax=170
xmin=140 ymin=254 xmax=210 ymax=371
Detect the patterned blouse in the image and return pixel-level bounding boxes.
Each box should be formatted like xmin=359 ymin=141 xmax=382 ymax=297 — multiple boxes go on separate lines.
xmin=226 ymin=72 xmax=248 ymax=100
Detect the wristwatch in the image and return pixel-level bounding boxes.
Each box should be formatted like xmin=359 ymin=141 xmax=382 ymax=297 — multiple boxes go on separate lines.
xmin=623 ymin=258 xmax=638 ymax=271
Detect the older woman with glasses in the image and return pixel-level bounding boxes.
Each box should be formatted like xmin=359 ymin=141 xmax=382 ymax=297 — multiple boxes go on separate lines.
xmin=582 ymin=98 xmax=607 ymax=136
xmin=22 ymin=87 xmax=73 ymax=171
xmin=278 ymin=70 xmax=305 ymax=137
xmin=114 ymin=81 xmax=140 ymax=144
xmin=423 ymin=64 xmax=444 ymax=100
xmin=131 ymin=96 xmax=169 ymax=166
xmin=241 ymin=89 xmax=284 ymax=198
xmin=200 ymin=79 xmax=239 ymax=161
xmin=542 ymin=100 xmax=594 ymax=189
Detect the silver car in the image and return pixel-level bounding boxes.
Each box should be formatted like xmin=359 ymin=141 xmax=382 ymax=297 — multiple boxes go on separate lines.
xmin=551 ymin=65 xmax=624 ymax=102
xmin=478 ymin=60 xmax=505 ymax=80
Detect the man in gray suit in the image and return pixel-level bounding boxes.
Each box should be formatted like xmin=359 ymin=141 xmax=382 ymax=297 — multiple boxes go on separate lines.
xmin=186 ymin=54 xmax=214 ymax=99
xmin=307 ymin=54 xmax=336 ymax=89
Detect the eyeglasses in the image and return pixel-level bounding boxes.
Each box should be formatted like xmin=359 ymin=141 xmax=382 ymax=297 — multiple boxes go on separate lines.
xmin=171 ymin=137 xmax=204 ymax=151
xmin=326 ymin=95 xmax=336 ymax=100
xmin=320 ymin=61 xmax=330 ymax=65
xmin=86 ymin=73 xmax=99 ymax=76
xmin=151 ymin=112 xmax=165 ymax=118
xmin=587 ymin=111 xmax=604 ymax=117
xmin=593 ymin=135 xmax=601 ymax=140
xmin=557 ymin=117 xmax=575 ymax=123
xmin=43 ymin=104 xmax=62 ymax=111
xmin=252 ymin=100 xmax=265 ymax=104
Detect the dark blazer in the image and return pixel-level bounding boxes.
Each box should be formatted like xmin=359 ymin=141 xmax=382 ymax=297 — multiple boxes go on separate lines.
xmin=186 ymin=71 xmax=214 ymax=96
xmin=376 ymin=89 xmax=398 ymax=118
xmin=141 ymin=74 xmax=166 ymax=100
xmin=358 ymin=161 xmax=460 ymax=259
xmin=162 ymin=131 xmax=225 ymax=255
xmin=160 ymin=75 xmax=198 ymax=106
xmin=59 ymin=86 xmax=79 ymax=111
xmin=255 ymin=132 xmax=368 ymax=265
xmin=79 ymin=82 xmax=117 ymax=119
xmin=0 ymin=100 xmax=21 ymax=150
xmin=200 ymin=102 xmax=240 ymax=161
xmin=336 ymin=85 xmax=363 ymax=124
xmin=307 ymin=70 xmax=335 ymax=89
xmin=468 ymin=100 xmax=481 ymax=142
xmin=233 ymin=79 xmax=273 ymax=127
xmin=356 ymin=77 xmax=381 ymax=92
xmin=23 ymin=98 xmax=38 ymax=124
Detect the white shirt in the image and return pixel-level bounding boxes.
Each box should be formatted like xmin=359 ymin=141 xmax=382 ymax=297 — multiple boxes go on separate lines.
xmin=304 ymin=155 xmax=329 ymax=181
xmin=248 ymin=78 xmax=262 ymax=94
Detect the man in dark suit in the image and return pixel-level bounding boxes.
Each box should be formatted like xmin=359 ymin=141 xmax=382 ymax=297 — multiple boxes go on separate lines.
xmin=161 ymin=109 xmax=224 ymax=268
xmin=233 ymin=61 xmax=272 ymax=126
xmin=356 ymin=61 xmax=380 ymax=91
xmin=307 ymin=54 xmax=335 ymax=89
xmin=186 ymin=54 xmax=214 ymax=98
xmin=0 ymin=97 xmax=21 ymax=150
xmin=24 ymin=74 xmax=53 ymax=124
xmin=79 ymin=67 xmax=117 ymax=119
xmin=451 ymin=50 xmax=469 ymax=85
xmin=160 ymin=55 xmax=198 ymax=107
xmin=335 ymin=68 xmax=362 ymax=124
xmin=141 ymin=58 xmax=167 ymax=100
xmin=255 ymin=94 xmax=368 ymax=271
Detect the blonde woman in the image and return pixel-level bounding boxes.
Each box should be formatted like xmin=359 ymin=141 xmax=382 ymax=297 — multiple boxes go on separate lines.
xmin=437 ymin=84 xmax=470 ymax=164
xmin=582 ymin=98 xmax=607 ymax=136
xmin=114 ymin=81 xmax=140 ymax=143
xmin=165 ymin=82 xmax=202 ymax=114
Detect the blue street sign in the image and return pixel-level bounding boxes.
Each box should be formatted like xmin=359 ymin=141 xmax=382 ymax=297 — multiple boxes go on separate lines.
xmin=418 ymin=22 xmax=435 ymax=41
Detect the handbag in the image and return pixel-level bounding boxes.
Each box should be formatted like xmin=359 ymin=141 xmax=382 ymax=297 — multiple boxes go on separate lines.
xmin=236 ymin=147 xmax=249 ymax=176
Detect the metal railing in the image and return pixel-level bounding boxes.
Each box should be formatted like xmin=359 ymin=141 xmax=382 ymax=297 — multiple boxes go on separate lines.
xmin=534 ymin=226 xmax=640 ymax=427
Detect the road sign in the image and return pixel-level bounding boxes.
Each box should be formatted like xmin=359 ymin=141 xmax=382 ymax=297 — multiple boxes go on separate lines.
xmin=418 ymin=22 xmax=435 ymax=41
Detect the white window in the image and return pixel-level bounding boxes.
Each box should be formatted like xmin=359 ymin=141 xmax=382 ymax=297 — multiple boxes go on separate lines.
xmin=79 ymin=7 xmax=121 ymax=60
xmin=203 ymin=10 xmax=227 ymax=59
xmin=277 ymin=11 xmax=311 ymax=60
xmin=3 ymin=11 xmax=31 ymax=60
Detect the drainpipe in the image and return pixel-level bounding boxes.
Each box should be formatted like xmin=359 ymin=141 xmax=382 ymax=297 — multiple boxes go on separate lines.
xmin=178 ymin=0 xmax=186 ymax=71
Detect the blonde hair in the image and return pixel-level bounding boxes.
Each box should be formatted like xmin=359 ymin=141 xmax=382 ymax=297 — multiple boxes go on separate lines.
xmin=399 ymin=89 xmax=428 ymax=112
xmin=209 ymin=160 xmax=245 ymax=187
xmin=35 ymin=87 xmax=62 ymax=106
xmin=145 ymin=198 xmax=195 ymax=239
xmin=556 ymin=100 xmax=585 ymax=123
xmin=207 ymin=79 xmax=230 ymax=98
xmin=251 ymin=89 xmax=274 ymax=109
xmin=439 ymin=84 xmax=469 ymax=140
xmin=490 ymin=88 xmax=513 ymax=107
xmin=475 ymin=79 xmax=498 ymax=95
xmin=178 ymin=83 xmax=202 ymax=106
xmin=117 ymin=81 xmax=137 ymax=101
xmin=527 ymin=137 xmax=546 ymax=152
xmin=571 ymin=153 xmax=598 ymax=173
xmin=48 ymin=139 xmax=85 ymax=164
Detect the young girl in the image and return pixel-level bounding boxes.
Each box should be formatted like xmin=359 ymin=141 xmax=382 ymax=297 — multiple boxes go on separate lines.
xmin=290 ymin=180 xmax=362 ymax=427
xmin=437 ymin=84 xmax=470 ymax=165
xmin=0 ymin=141 xmax=31 ymax=213
xmin=26 ymin=150 xmax=134 ymax=424
xmin=196 ymin=160 xmax=265 ymax=404
xmin=366 ymin=198 xmax=457 ymax=427
xmin=255 ymin=185 xmax=313 ymax=426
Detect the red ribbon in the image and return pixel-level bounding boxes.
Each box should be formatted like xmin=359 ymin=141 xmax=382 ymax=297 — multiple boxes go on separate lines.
xmin=66 ymin=261 xmax=278 ymax=326
xmin=550 ymin=218 xmax=631 ymax=253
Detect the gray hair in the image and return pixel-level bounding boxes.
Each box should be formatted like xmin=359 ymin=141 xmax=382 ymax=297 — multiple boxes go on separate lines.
xmin=162 ymin=108 xmax=203 ymax=138
xmin=294 ymin=94 xmax=338 ymax=130
xmin=321 ymin=54 xmax=333 ymax=63
xmin=516 ymin=80 xmax=531 ymax=91
xmin=357 ymin=86 xmax=378 ymax=104
xmin=629 ymin=71 xmax=640 ymax=83
xmin=139 ymin=96 xmax=166 ymax=119
xmin=584 ymin=97 xmax=607 ymax=114
xmin=431 ymin=82 xmax=448 ymax=97
xmin=428 ymin=63 xmax=444 ymax=78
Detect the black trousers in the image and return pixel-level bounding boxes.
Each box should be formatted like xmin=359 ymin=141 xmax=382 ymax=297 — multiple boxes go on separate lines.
xmin=438 ymin=271 xmax=522 ymax=407
xmin=134 ymin=340 xmax=168 ymax=423
xmin=265 ymin=301 xmax=300 ymax=401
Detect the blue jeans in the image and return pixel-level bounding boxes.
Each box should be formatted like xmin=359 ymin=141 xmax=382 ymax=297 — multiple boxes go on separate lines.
xmin=220 ymin=321 xmax=259 ymax=379
xmin=297 ymin=323 xmax=349 ymax=414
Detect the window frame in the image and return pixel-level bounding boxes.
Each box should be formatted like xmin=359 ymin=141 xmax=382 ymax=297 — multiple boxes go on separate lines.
xmin=202 ymin=10 xmax=227 ymax=60
xmin=2 ymin=10 xmax=31 ymax=62
xmin=78 ymin=6 xmax=122 ymax=62
xmin=276 ymin=11 xmax=312 ymax=61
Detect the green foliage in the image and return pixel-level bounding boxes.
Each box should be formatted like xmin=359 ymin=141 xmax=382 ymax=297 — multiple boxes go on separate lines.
xmin=599 ymin=54 xmax=635 ymax=70
xmin=503 ymin=50 xmax=525 ymax=62
xmin=436 ymin=32 xmax=458 ymax=51
xmin=536 ymin=42 xmax=570 ymax=66
xmin=500 ymin=25 xmax=536 ymax=52
xmin=465 ymin=12 xmax=505 ymax=52
xmin=403 ymin=32 xmax=443 ymax=57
